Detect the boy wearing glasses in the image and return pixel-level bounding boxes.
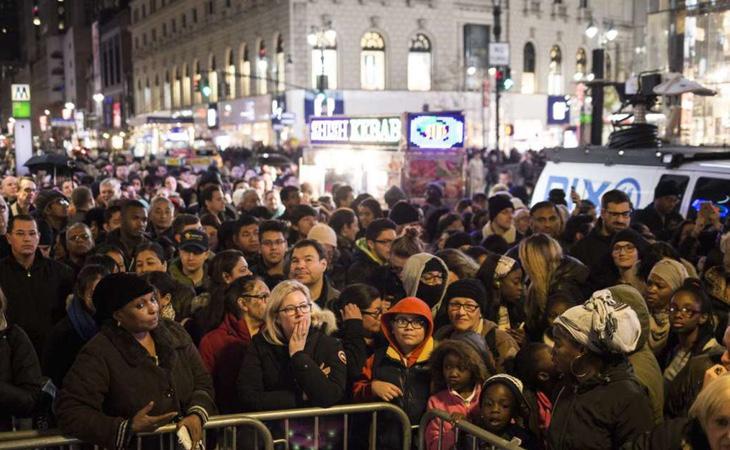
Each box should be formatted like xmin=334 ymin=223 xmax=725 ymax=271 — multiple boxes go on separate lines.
xmin=353 ymin=296 xmax=434 ymax=450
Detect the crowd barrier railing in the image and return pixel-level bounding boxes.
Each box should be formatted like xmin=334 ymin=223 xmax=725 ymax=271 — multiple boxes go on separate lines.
xmin=0 ymin=401 xmax=412 ymax=450
xmin=418 ymin=409 xmax=525 ymax=450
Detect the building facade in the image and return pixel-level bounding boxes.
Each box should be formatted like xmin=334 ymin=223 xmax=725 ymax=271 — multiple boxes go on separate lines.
xmin=129 ymin=0 xmax=647 ymax=151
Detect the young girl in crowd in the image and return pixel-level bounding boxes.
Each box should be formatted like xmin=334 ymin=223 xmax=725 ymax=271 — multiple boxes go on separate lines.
xmin=425 ymin=339 xmax=489 ymax=450
xmin=662 ymin=278 xmax=719 ymax=382
xmin=513 ymin=343 xmax=558 ymax=446
xmin=473 ymin=374 xmax=538 ymax=450
xmin=646 ymin=258 xmax=689 ymax=355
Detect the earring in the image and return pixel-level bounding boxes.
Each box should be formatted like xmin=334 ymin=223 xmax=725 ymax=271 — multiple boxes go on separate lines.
xmin=570 ymin=354 xmax=590 ymax=379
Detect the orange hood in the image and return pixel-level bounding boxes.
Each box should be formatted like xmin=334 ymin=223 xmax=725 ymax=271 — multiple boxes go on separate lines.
xmin=380 ymin=297 xmax=435 ymax=367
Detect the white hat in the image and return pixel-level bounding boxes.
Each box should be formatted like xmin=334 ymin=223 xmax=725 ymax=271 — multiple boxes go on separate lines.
xmin=307 ymin=223 xmax=337 ymax=248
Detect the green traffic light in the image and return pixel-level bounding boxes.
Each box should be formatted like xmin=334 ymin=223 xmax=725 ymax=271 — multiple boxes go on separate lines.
xmin=201 ymin=85 xmax=212 ymax=97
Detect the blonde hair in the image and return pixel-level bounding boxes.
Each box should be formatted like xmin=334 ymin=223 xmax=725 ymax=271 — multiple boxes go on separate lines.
xmin=519 ymin=234 xmax=563 ymax=316
xmin=261 ymin=280 xmax=338 ymax=346
xmin=689 ymin=373 xmax=730 ymax=432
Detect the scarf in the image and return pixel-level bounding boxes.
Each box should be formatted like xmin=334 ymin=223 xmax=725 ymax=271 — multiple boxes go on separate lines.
xmin=648 ymin=312 xmax=670 ymax=354
xmin=67 ymin=295 xmax=99 ymax=342
xmin=483 ymin=221 xmax=517 ymax=244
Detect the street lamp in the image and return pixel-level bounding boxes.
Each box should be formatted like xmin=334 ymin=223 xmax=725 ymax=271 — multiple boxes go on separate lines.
xmin=64 ymin=102 xmax=75 ymax=110
xmin=605 ymin=23 xmax=618 ymax=42
xmin=585 ymin=21 xmax=598 ymax=38
xmin=307 ymin=23 xmax=335 ymax=92
xmin=93 ymin=93 xmax=104 ymax=103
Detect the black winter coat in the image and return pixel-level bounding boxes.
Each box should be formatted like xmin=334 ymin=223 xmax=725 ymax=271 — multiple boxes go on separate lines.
xmin=237 ymin=327 xmax=346 ymax=411
xmin=665 ymin=347 xmax=724 ymax=418
xmin=41 ymin=317 xmax=87 ymax=389
xmin=0 ymin=324 xmax=43 ymax=431
xmin=632 ymin=204 xmax=684 ymax=243
xmin=548 ymin=360 xmax=653 ymax=450
xmin=346 ymin=247 xmax=381 ymax=286
xmin=0 ymin=254 xmax=74 ymax=355
xmin=56 ymin=320 xmax=216 ymax=450
xmin=569 ymin=222 xmax=615 ymax=292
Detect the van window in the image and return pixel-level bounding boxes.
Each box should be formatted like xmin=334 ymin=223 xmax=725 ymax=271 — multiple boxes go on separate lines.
xmin=658 ymin=174 xmax=689 ymax=199
xmin=689 ymin=177 xmax=730 ymax=219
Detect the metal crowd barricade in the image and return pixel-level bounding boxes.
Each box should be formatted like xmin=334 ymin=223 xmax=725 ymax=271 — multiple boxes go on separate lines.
xmin=418 ymin=409 xmax=525 ymax=450
xmin=0 ymin=414 xmax=273 ymax=450
xmin=0 ymin=402 xmax=411 ymax=450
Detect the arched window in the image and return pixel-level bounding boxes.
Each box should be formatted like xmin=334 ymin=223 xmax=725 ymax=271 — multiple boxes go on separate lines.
xmin=172 ymin=66 xmax=180 ymax=108
xmin=605 ymin=52 xmax=612 ymax=80
xmin=275 ymin=34 xmax=285 ymax=92
xmin=154 ymin=75 xmax=162 ymax=111
xmin=575 ymin=48 xmax=587 ymax=81
xmin=193 ymin=60 xmax=201 ymax=104
xmin=181 ymin=64 xmax=191 ymax=106
xmin=522 ymin=42 xmax=536 ymax=94
xmin=240 ymin=44 xmax=251 ymax=96
xmin=163 ymin=70 xmax=171 ymax=109
xmin=548 ymin=45 xmax=563 ymax=95
xmin=208 ymin=54 xmax=218 ymax=101
xmin=226 ymin=48 xmax=236 ymax=99
xmin=256 ymin=40 xmax=268 ymax=95
xmin=144 ymin=78 xmax=151 ymax=112
xmin=408 ymin=33 xmax=431 ymax=91
xmin=361 ymin=32 xmax=385 ymax=90
xmin=309 ymin=28 xmax=337 ymax=90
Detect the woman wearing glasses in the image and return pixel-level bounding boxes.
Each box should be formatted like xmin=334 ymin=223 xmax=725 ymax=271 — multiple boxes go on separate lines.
xmin=661 ymin=278 xmax=719 ymax=383
xmin=57 ymin=273 xmax=215 ymax=450
xmin=236 ymin=279 xmax=346 ymax=411
xmin=198 ymin=275 xmax=269 ymax=413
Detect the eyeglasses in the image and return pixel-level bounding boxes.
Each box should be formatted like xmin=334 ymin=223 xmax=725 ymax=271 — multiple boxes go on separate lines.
xmin=604 ymin=209 xmax=632 ymax=218
xmin=448 ymin=302 xmax=480 ymax=313
xmin=421 ymin=272 xmax=443 ymax=284
xmin=393 ymin=317 xmax=427 ymax=330
xmin=668 ymin=305 xmax=701 ymax=317
xmin=69 ymin=233 xmax=91 ymax=242
xmin=278 ymin=302 xmax=312 ymax=316
xmin=612 ymin=244 xmax=636 ymax=254
xmin=262 ymin=239 xmax=287 ymax=247
xmin=362 ymin=308 xmax=385 ymax=318
xmin=243 ymin=293 xmax=269 ymax=302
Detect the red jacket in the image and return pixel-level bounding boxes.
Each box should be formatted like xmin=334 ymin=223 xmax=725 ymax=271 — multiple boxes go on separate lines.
xmin=199 ymin=313 xmax=252 ymax=413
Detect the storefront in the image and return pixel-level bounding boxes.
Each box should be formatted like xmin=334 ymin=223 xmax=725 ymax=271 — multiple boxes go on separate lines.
xmin=300 ymin=115 xmax=404 ymax=200
xmin=402 ymin=111 xmax=466 ymax=201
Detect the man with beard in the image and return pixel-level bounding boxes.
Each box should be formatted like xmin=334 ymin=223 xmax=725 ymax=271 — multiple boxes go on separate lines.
xmin=571 ymin=189 xmax=633 ymax=291
xmin=252 ymin=219 xmax=287 ymax=289
xmin=288 ymin=239 xmax=340 ymax=309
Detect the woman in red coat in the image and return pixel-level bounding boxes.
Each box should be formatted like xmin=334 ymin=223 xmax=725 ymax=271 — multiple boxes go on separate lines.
xmin=198 ymin=275 xmax=268 ymax=413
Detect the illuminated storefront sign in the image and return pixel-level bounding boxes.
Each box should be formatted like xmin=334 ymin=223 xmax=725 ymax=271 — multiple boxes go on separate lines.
xmin=309 ymin=116 xmax=402 ymax=146
xmin=407 ymin=112 xmax=465 ymax=150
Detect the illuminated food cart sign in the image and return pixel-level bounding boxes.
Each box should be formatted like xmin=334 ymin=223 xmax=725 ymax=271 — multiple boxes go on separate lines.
xmin=309 ymin=116 xmax=402 ymax=146
xmin=407 ymin=112 xmax=465 ymax=150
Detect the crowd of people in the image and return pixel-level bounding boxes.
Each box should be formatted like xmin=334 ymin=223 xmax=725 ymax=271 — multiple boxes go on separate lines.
xmin=1 ymin=152 xmax=730 ymax=450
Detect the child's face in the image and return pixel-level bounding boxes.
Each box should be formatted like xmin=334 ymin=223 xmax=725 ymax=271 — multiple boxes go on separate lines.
xmin=481 ymin=384 xmax=515 ymax=433
xmin=546 ymin=300 xmax=571 ymax=326
xmin=443 ymin=352 xmax=473 ymax=393
xmin=500 ymin=268 xmax=524 ymax=304
xmin=391 ymin=314 xmax=427 ymax=355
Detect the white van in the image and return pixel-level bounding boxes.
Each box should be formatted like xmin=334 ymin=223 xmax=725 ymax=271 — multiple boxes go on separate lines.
xmin=532 ymin=146 xmax=730 ymax=219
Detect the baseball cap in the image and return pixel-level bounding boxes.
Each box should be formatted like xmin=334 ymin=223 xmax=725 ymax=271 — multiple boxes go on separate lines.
xmin=179 ymin=229 xmax=209 ymax=253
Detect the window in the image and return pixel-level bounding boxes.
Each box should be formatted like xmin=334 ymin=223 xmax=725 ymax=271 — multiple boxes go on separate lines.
xmin=605 ymin=52 xmax=612 ymax=80
xmin=464 ymin=24 xmax=489 ymax=90
xmin=209 ymin=55 xmax=218 ymax=101
xmin=162 ymin=23 xmax=167 ymax=37
xmin=142 ymin=4 xmax=146 ymax=17
xmin=689 ymin=177 xmax=730 ymax=220
xmin=226 ymin=49 xmax=236 ymax=99
xmin=408 ymin=34 xmax=431 ymax=91
xmin=151 ymin=28 xmax=157 ymax=42
xmin=360 ymin=32 xmax=385 ymax=90
xmin=580 ymin=0 xmax=588 ymax=7
xmin=135 ymin=36 xmax=139 ymax=50
xmin=548 ymin=45 xmax=563 ymax=95
xmin=171 ymin=19 xmax=176 ymax=33
xmin=240 ymin=45 xmax=251 ymax=96
xmin=575 ymin=47 xmax=587 ymax=81
xmin=133 ymin=9 xmax=139 ymax=23
xmin=522 ymin=42 xmax=536 ymax=94
xmin=192 ymin=8 xmax=198 ymax=23
xmin=257 ymin=40 xmax=268 ymax=94
xmin=182 ymin=13 xmax=187 ymax=27
xmin=182 ymin=64 xmax=191 ymax=105
xmin=275 ymin=34 xmax=286 ymax=92
xmin=163 ymin=71 xmax=171 ymax=109
xmin=207 ymin=1 xmax=214 ymax=15
xmin=172 ymin=67 xmax=181 ymax=107
xmin=310 ymin=29 xmax=337 ymax=90
xmin=143 ymin=33 xmax=147 ymax=46
xmin=144 ymin=79 xmax=151 ymax=112
xmin=193 ymin=60 xmax=202 ymax=104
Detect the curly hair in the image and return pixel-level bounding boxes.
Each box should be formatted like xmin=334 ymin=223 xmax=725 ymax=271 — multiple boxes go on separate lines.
xmin=429 ymin=339 xmax=489 ymax=393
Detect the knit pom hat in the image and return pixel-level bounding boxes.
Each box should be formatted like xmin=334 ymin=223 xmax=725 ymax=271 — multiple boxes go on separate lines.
xmin=93 ymin=273 xmax=155 ymax=326
xmin=389 ymin=201 xmax=421 ymax=226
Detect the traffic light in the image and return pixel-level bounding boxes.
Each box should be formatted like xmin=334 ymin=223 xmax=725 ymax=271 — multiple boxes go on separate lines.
xmin=495 ymin=67 xmax=514 ymax=92
xmin=195 ymin=75 xmax=211 ymax=98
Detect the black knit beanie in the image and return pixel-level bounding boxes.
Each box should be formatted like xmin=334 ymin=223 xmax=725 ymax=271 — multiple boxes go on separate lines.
xmin=388 ymin=201 xmax=421 ymax=226
xmin=446 ymin=279 xmax=488 ymax=313
xmin=488 ymin=195 xmax=514 ymax=221
xmin=93 ymin=273 xmax=155 ymax=326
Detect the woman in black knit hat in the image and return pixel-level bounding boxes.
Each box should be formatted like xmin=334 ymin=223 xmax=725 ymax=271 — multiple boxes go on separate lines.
xmin=56 ymin=272 xmax=216 ymax=450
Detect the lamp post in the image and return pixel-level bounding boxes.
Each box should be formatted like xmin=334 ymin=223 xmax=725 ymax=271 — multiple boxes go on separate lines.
xmin=492 ymin=0 xmax=502 ymax=153
xmin=307 ymin=23 xmax=336 ymax=116
xmin=583 ymin=21 xmax=619 ymax=145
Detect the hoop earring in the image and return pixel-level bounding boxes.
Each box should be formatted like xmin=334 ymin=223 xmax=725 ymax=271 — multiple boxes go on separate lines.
xmin=570 ymin=354 xmax=590 ymax=379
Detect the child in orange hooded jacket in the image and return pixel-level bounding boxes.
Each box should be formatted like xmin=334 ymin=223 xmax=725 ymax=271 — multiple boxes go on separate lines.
xmin=353 ymin=296 xmax=435 ymax=450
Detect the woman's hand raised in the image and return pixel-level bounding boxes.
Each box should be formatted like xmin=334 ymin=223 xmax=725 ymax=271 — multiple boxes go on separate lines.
xmin=289 ymin=320 xmax=309 ymax=356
